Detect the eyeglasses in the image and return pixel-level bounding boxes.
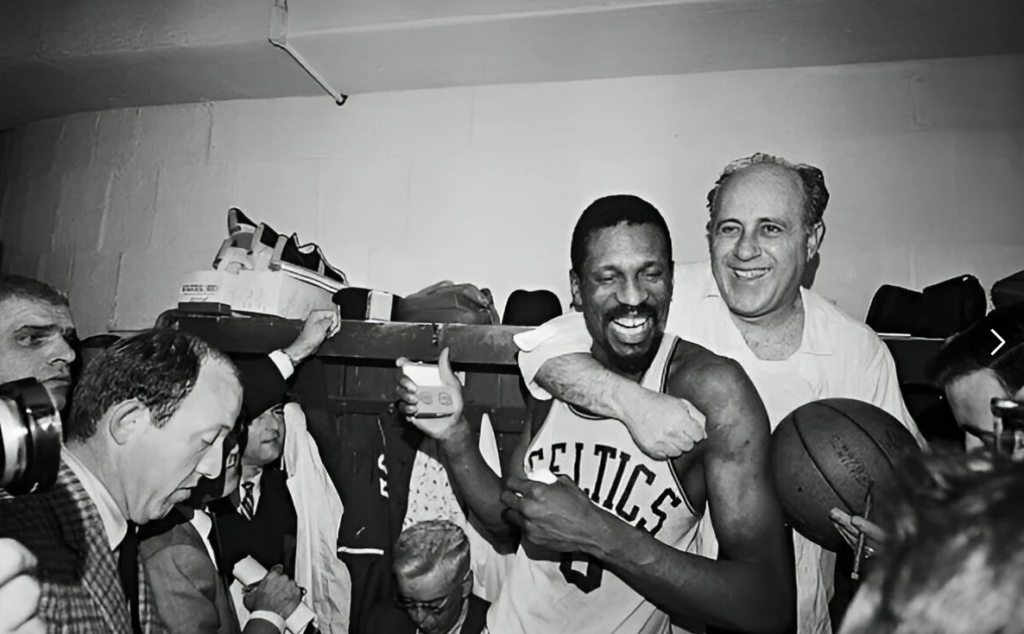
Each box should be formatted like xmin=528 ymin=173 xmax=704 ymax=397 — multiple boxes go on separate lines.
xmin=394 ymin=570 xmax=470 ymax=614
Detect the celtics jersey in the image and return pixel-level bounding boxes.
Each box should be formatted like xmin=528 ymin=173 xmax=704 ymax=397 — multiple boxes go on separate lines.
xmin=487 ymin=333 xmax=706 ymax=634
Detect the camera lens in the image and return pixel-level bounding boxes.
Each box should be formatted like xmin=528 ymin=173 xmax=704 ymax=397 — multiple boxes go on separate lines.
xmin=0 ymin=379 xmax=63 ymax=495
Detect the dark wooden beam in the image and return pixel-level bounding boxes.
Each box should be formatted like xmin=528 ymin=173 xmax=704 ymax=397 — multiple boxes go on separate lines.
xmin=160 ymin=309 xmax=532 ymax=367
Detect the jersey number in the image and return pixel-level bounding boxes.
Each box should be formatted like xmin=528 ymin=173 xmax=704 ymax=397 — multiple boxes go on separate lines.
xmin=560 ymin=553 xmax=604 ymax=593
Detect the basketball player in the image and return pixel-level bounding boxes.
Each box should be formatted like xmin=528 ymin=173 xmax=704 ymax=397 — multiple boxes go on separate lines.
xmin=395 ymin=195 xmax=795 ymax=634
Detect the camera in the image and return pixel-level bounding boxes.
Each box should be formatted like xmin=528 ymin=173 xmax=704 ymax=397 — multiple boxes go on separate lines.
xmin=0 ymin=378 xmax=63 ymax=495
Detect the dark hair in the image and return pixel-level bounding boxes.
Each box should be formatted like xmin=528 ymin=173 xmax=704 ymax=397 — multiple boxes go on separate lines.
xmin=66 ymin=329 xmax=236 ymax=443
xmin=705 ymin=153 xmax=830 ymax=230
xmin=0 ymin=274 xmax=69 ymax=308
xmin=932 ymin=303 xmax=1024 ymax=395
xmin=842 ymin=447 xmax=1024 ymax=634
xmin=569 ymin=195 xmax=672 ymax=276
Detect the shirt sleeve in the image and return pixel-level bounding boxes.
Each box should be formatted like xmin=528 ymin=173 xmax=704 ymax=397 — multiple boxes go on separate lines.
xmin=268 ymin=350 xmax=295 ymax=380
xmin=513 ymin=311 xmax=593 ymax=401
xmin=248 ymin=610 xmax=286 ymax=633
xmin=853 ymin=336 xmax=928 ymax=448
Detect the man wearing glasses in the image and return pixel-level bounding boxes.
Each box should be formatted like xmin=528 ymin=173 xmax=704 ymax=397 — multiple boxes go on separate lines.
xmin=364 ymin=520 xmax=488 ymax=634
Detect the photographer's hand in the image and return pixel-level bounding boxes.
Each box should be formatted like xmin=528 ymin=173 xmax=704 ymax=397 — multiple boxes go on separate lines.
xmin=0 ymin=538 xmax=44 ymax=634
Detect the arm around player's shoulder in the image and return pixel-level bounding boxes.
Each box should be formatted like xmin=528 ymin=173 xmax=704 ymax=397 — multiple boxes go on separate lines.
xmin=666 ymin=342 xmax=770 ymax=440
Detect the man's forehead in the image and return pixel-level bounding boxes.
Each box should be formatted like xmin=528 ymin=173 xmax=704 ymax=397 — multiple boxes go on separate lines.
xmin=0 ymin=297 xmax=74 ymax=330
xmin=716 ymin=166 xmax=805 ymax=220
xmin=400 ymin=564 xmax=460 ymax=593
xmin=585 ymin=224 xmax=669 ymax=267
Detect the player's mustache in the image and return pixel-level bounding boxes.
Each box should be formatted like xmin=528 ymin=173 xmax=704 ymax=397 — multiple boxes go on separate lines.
xmin=605 ymin=305 xmax=658 ymax=323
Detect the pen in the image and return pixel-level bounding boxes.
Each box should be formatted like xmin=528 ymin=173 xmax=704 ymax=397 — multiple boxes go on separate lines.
xmin=851 ymin=483 xmax=874 ymax=581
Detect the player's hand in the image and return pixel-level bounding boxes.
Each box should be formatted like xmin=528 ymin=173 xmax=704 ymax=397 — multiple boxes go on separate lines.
xmin=283 ymin=308 xmax=341 ymax=364
xmin=830 ymin=509 xmax=887 ymax=559
xmin=623 ymin=391 xmax=707 ymax=460
xmin=0 ymin=538 xmax=45 ymax=634
xmin=395 ymin=348 xmax=467 ymax=444
xmin=501 ymin=475 xmax=601 ymax=553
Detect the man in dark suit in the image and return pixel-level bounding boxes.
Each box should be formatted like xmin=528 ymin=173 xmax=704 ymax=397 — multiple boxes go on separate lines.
xmin=0 ymin=329 xmax=244 ymax=634
xmin=210 ymin=310 xmax=348 ymax=633
xmin=141 ymin=426 xmax=303 ymax=634
xmin=364 ymin=520 xmax=488 ymax=634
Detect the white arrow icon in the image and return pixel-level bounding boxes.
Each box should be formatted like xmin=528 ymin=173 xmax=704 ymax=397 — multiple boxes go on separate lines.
xmin=991 ymin=329 xmax=1006 ymax=355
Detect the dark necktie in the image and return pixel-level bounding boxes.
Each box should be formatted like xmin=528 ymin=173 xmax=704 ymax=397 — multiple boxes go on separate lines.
xmin=118 ymin=521 xmax=143 ymax=634
xmin=241 ymin=482 xmax=256 ymax=519
xmin=207 ymin=511 xmax=230 ymax=581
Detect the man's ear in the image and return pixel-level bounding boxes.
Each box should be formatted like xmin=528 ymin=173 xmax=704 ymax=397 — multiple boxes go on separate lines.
xmin=106 ymin=400 xmax=151 ymax=446
xmin=570 ymin=269 xmax=582 ymax=312
xmin=806 ymin=221 xmax=825 ymax=261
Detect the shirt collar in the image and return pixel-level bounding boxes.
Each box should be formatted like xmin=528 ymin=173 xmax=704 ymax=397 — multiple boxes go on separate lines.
xmin=694 ymin=262 xmax=833 ymax=356
xmin=189 ymin=507 xmax=213 ymax=539
xmin=62 ymin=447 xmax=129 ymax=551
xmin=242 ymin=469 xmax=263 ymax=489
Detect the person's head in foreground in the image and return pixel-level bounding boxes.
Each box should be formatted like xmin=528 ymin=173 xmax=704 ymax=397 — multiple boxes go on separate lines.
xmin=66 ymin=329 xmax=243 ymax=524
xmin=393 ymin=519 xmax=473 ymax=634
xmin=570 ymin=194 xmax=674 ymax=377
xmin=705 ymin=152 xmax=829 ymax=321
xmin=839 ymin=447 xmax=1024 ymax=634
xmin=933 ymin=302 xmax=1024 ymax=453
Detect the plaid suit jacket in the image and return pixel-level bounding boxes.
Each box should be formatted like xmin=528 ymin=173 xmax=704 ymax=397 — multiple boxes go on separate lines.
xmin=0 ymin=460 xmax=167 ymax=634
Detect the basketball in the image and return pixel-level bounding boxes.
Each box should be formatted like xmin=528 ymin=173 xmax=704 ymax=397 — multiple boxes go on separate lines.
xmin=769 ymin=398 xmax=920 ymax=552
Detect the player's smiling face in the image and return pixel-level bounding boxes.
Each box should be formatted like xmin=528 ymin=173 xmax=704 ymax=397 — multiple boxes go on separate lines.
xmin=572 ymin=222 xmax=673 ymax=377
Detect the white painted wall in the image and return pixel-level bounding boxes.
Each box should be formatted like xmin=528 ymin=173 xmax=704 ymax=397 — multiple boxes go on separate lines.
xmin=1 ymin=55 xmax=1022 ymax=336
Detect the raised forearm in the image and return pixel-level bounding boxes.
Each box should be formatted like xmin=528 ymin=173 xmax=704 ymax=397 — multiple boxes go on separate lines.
xmin=535 ymin=354 xmax=639 ymax=421
xmin=590 ymin=521 xmax=792 ymax=634
xmin=438 ymin=422 xmax=513 ymax=540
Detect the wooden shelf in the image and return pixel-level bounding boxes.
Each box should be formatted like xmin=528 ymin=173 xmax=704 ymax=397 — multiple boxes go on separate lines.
xmin=159 ymin=309 xmax=531 ymax=367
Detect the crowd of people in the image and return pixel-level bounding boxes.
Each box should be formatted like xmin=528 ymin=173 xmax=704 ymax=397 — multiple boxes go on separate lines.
xmin=1 ymin=151 xmax=1022 ymax=634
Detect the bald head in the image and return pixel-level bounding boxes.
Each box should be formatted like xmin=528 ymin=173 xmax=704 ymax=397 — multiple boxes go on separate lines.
xmin=707 ymin=152 xmax=829 ymax=231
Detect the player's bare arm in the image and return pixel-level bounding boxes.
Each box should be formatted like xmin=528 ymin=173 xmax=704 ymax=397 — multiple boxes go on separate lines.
xmin=513 ymin=354 xmax=795 ymax=634
xmin=602 ymin=355 xmax=794 ymax=632
xmin=535 ymin=353 xmax=706 ymax=460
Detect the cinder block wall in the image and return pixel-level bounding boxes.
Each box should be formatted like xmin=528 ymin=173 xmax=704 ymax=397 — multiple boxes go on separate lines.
xmin=1 ymin=55 xmax=1022 ymax=335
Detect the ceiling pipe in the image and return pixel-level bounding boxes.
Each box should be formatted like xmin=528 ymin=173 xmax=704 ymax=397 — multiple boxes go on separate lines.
xmin=269 ymin=0 xmax=348 ymax=106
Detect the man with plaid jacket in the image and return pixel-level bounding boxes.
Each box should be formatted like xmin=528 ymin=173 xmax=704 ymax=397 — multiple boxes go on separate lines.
xmin=0 ymin=329 xmax=245 ymax=634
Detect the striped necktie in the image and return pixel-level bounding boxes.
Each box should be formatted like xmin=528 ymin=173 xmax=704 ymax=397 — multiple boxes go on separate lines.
xmin=240 ymin=481 xmax=255 ymax=519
